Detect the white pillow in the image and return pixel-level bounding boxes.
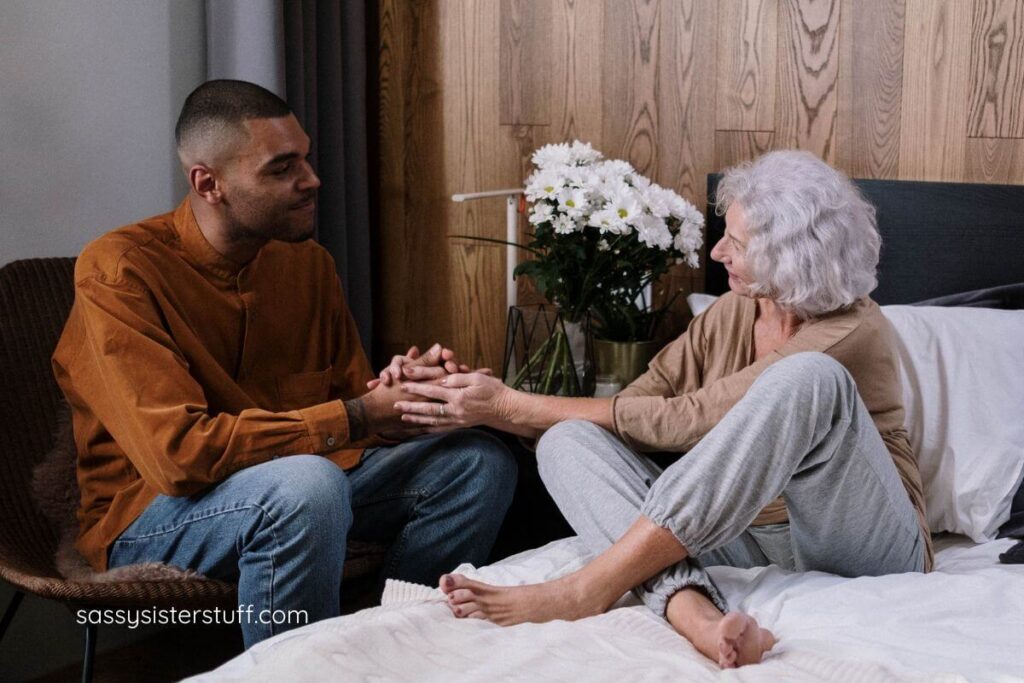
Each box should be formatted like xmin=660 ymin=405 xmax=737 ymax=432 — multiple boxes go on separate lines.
xmin=686 ymin=292 xmax=719 ymax=317
xmin=881 ymin=306 xmax=1024 ymax=542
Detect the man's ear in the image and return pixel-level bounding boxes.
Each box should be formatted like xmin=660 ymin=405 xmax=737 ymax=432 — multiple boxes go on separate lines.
xmin=188 ymin=164 xmax=223 ymax=204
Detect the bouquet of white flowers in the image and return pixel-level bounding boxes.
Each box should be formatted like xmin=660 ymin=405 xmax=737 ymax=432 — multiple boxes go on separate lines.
xmin=517 ymin=140 xmax=704 ymax=342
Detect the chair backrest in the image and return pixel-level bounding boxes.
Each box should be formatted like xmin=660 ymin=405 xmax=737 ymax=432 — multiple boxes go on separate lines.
xmin=0 ymin=258 xmax=76 ymax=573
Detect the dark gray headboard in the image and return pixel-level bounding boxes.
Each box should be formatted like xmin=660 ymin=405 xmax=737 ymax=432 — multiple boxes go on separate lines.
xmin=705 ymin=175 xmax=1024 ymax=304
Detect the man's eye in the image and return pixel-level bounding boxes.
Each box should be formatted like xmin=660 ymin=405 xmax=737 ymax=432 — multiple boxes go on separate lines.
xmin=271 ymin=165 xmax=290 ymax=176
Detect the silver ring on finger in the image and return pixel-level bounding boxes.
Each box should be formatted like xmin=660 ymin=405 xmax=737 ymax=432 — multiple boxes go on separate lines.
xmin=438 ymin=403 xmax=446 ymax=418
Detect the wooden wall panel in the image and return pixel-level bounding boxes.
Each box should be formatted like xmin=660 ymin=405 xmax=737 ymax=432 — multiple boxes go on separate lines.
xmin=601 ymin=0 xmax=661 ymax=176
xmin=837 ymin=0 xmax=905 ymax=178
xmin=656 ymin=0 xmax=718 ymax=333
xmin=776 ymin=0 xmax=841 ymax=161
xmin=499 ymin=0 xmax=552 ymax=125
xmin=377 ymin=0 xmax=1024 ymax=370
xmin=716 ymin=0 xmax=777 ymax=132
xmin=969 ymin=0 xmax=1024 ymax=138
xmin=899 ymin=0 xmax=971 ymax=180
xmin=442 ymin=0 xmax=508 ymax=367
xmin=966 ymin=137 xmax=1024 ymax=182
xmin=715 ymin=131 xmax=776 ymax=171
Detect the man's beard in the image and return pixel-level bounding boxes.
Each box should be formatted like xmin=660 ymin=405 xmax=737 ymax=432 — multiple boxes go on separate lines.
xmin=222 ymin=194 xmax=315 ymax=245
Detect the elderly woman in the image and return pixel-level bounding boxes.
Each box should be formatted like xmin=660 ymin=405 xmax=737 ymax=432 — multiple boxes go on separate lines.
xmin=394 ymin=150 xmax=930 ymax=668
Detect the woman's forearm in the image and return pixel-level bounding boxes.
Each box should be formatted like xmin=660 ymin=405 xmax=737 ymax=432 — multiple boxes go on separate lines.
xmin=501 ymin=390 xmax=614 ymax=437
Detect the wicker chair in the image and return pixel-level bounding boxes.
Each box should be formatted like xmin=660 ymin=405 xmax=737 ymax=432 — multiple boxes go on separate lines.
xmin=0 ymin=258 xmax=385 ymax=682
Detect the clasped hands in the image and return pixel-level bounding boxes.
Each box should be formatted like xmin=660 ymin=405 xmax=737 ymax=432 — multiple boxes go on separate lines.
xmin=366 ymin=343 xmax=513 ymax=432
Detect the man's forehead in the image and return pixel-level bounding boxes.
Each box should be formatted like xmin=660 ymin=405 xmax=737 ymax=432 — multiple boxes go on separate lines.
xmin=239 ymin=115 xmax=310 ymax=159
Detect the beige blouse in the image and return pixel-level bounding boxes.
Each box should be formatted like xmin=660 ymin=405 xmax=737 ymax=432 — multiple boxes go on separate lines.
xmin=612 ymin=292 xmax=933 ymax=570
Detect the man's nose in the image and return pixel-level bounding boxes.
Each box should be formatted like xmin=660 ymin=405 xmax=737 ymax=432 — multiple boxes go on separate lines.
xmin=299 ymin=159 xmax=321 ymax=190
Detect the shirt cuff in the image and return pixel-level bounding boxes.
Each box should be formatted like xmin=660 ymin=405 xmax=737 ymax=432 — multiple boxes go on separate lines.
xmin=298 ymin=399 xmax=348 ymax=453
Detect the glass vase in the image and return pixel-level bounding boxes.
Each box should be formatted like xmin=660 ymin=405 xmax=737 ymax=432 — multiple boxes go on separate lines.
xmin=501 ymin=305 xmax=595 ymax=396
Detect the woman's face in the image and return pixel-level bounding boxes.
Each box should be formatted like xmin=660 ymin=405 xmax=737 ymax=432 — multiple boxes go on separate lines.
xmin=710 ymin=203 xmax=755 ymax=297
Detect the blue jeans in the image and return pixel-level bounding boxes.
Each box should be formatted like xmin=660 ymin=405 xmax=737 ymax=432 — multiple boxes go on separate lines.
xmin=107 ymin=429 xmax=517 ymax=646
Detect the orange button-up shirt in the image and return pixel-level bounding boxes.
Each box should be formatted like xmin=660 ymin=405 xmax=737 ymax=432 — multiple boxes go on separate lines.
xmin=53 ymin=199 xmax=379 ymax=571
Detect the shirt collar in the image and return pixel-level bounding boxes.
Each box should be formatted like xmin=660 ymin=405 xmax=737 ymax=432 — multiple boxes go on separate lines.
xmin=172 ymin=198 xmax=246 ymax=280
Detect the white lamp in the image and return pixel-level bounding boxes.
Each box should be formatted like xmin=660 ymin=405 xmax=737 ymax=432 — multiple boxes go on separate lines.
xmin=450 ymin=189 xmax=524 ymax=312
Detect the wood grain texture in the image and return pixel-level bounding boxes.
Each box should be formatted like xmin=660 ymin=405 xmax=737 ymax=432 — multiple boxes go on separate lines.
xmin=837 ymin=0 xmax=905 ymax=178
xmin=899 ymin=0 xmax=971 ymax=180
xmin=776 ymin=0 xmax=841 ymax=161
xmin=965 ymin=137 xmax=1024 ymax=182
xmin=499 ymin=0 xmax=552 ymax=125
xmin=443 ymin=0 xmax=508 ymax=368
xmin=656 ymin=0 xmax=719 ymax=333
xmin=714 ymin=130 xmax=777 ymax=171
xmin=376 ymin=0 xmax=452 ymax=359
xmin=968 ymin=0 xmax=1024 ymax=138
xmin=550 ymin=0 xmax=605 ymax=142
xmin=602 ymin=0 xmax=660 ymax=177
xmin=716 ymin=0 xmax=777 ymax=131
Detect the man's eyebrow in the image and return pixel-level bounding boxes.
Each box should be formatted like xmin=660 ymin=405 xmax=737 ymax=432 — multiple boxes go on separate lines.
xmin=262 ymin=151 xmax=300 ymax=169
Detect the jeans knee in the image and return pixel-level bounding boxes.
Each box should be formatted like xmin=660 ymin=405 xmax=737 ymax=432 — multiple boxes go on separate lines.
xmin=455 ymin=430 xmax=518 ymax=498
xmin=268 ymin=455 xmax=352 ymax=532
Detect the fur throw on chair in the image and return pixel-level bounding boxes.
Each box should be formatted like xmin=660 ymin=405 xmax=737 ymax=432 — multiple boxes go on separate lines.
xmin=32 ymin=402 xmax=206 ymax=582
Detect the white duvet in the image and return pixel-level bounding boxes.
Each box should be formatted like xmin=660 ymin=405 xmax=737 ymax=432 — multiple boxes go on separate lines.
xmin=188 ymin=535 xmax=1024 ymax=682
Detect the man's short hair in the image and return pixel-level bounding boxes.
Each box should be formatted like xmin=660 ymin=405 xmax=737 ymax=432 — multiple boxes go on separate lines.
xmin=175 ymin=79 xmax=291 ymax=156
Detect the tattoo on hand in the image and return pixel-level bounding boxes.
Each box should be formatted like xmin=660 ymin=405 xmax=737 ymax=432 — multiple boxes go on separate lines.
xmin=344 ymin=398 xmax=369 ymax=442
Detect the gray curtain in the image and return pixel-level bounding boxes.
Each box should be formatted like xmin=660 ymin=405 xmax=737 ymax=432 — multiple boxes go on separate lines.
xmin=284 ymin=1 xmax=373 ymax=353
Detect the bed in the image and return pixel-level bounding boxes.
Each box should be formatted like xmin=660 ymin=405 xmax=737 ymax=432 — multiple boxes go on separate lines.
xmin=187 ymin=177 xmax=1024 ymax=682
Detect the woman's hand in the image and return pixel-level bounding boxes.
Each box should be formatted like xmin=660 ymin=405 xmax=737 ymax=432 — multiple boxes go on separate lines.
xmin=395 ymin=372 xmax=514 ymax=430
xmin=367 ymin=343 xmax=472 ymax=390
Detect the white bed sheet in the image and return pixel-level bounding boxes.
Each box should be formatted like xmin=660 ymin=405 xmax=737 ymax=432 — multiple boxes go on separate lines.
xmin=187 ymin=535 xmax=1024 ymax=683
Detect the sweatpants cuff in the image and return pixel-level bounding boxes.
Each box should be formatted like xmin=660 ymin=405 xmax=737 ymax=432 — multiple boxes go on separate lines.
xmin=635 ymin=561 xmax=730 ymax=618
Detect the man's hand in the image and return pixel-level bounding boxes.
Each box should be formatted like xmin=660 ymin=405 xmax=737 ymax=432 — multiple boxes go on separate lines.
xmin=366 ymin=343 xmax=474 ymax=390
xmin=344 ymin=376 xmax=425 ymax=441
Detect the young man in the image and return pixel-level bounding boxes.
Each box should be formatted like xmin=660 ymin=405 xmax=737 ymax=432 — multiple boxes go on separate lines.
xmin=52 ymin=80 xmax=516 ymax=647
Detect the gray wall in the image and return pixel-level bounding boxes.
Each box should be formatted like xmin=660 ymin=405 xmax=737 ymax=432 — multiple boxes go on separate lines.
xmin=0 ymin=2 xmax=205 ymax=679
xmin=0 ymin=0 xmax=206 ymax=267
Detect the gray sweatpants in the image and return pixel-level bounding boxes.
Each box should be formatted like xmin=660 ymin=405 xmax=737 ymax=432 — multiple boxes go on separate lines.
xmin=536 ymin=352 xmax=925 ymax=617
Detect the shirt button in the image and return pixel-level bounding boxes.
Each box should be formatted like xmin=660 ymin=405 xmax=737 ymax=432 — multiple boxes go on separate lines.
xmin=326 ymin=436 xmax=336 ymax=447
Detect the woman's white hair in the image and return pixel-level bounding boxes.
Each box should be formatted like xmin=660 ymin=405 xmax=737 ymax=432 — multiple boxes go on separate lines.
xmin=715 ymin=150 xmax=881 ymax=319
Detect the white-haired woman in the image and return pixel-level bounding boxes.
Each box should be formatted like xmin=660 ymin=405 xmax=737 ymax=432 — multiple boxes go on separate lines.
xmin=395 ymin=150 xmax=930 ymax=668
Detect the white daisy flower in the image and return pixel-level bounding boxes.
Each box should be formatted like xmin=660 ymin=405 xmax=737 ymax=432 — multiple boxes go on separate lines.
xmin=587 ymin=208 xmax=629 ymax=235
xmin=556 ymin=187 xmax=589 ymax=219
xmin=636 ymin=214 xmax=673 ymax=250
xmin=594 ymin=159 xmax=634 ymax=182
xmin=532 ymin=143 xmax=572 ymax=169
xmin=568 ymin=140 xmax=603 ymax=166
xmin=552 ymin=214 xmax=578 ymax=235
xmin=607 ymin=188 xmax=643 ymax=226
xmin=525 ymin=169 xmax=566 ymax=202
xmin=643 ymin=184 xmax=673 ymax=219
xmin=528 ymin=202 xmax=554 ymax=225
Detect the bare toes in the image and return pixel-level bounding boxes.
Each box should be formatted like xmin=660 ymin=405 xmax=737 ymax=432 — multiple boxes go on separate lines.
xmin=451 ymin=601 xmax=481 ymax=618
xmin=447 ymin=588 xmax=476 ymax=605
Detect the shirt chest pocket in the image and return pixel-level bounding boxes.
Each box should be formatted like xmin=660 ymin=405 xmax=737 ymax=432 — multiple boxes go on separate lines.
xmin=275 ymin=367 xmax=333 ymax=411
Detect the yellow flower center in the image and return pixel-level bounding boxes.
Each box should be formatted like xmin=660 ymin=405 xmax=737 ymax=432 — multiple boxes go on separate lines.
xmin=566 ymin=200 xmax=575 ymax=208
xmin=617 ymin=208 xmax=628 ymax=218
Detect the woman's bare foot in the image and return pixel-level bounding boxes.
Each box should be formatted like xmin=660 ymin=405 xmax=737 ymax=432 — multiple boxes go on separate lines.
xmin=438 ymin=572 xmax=611 ymax=626
xmin=666 ymin=587 xmax=775 ymax=668
xmin=715 ymin=612 xmax=776 ymax=668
